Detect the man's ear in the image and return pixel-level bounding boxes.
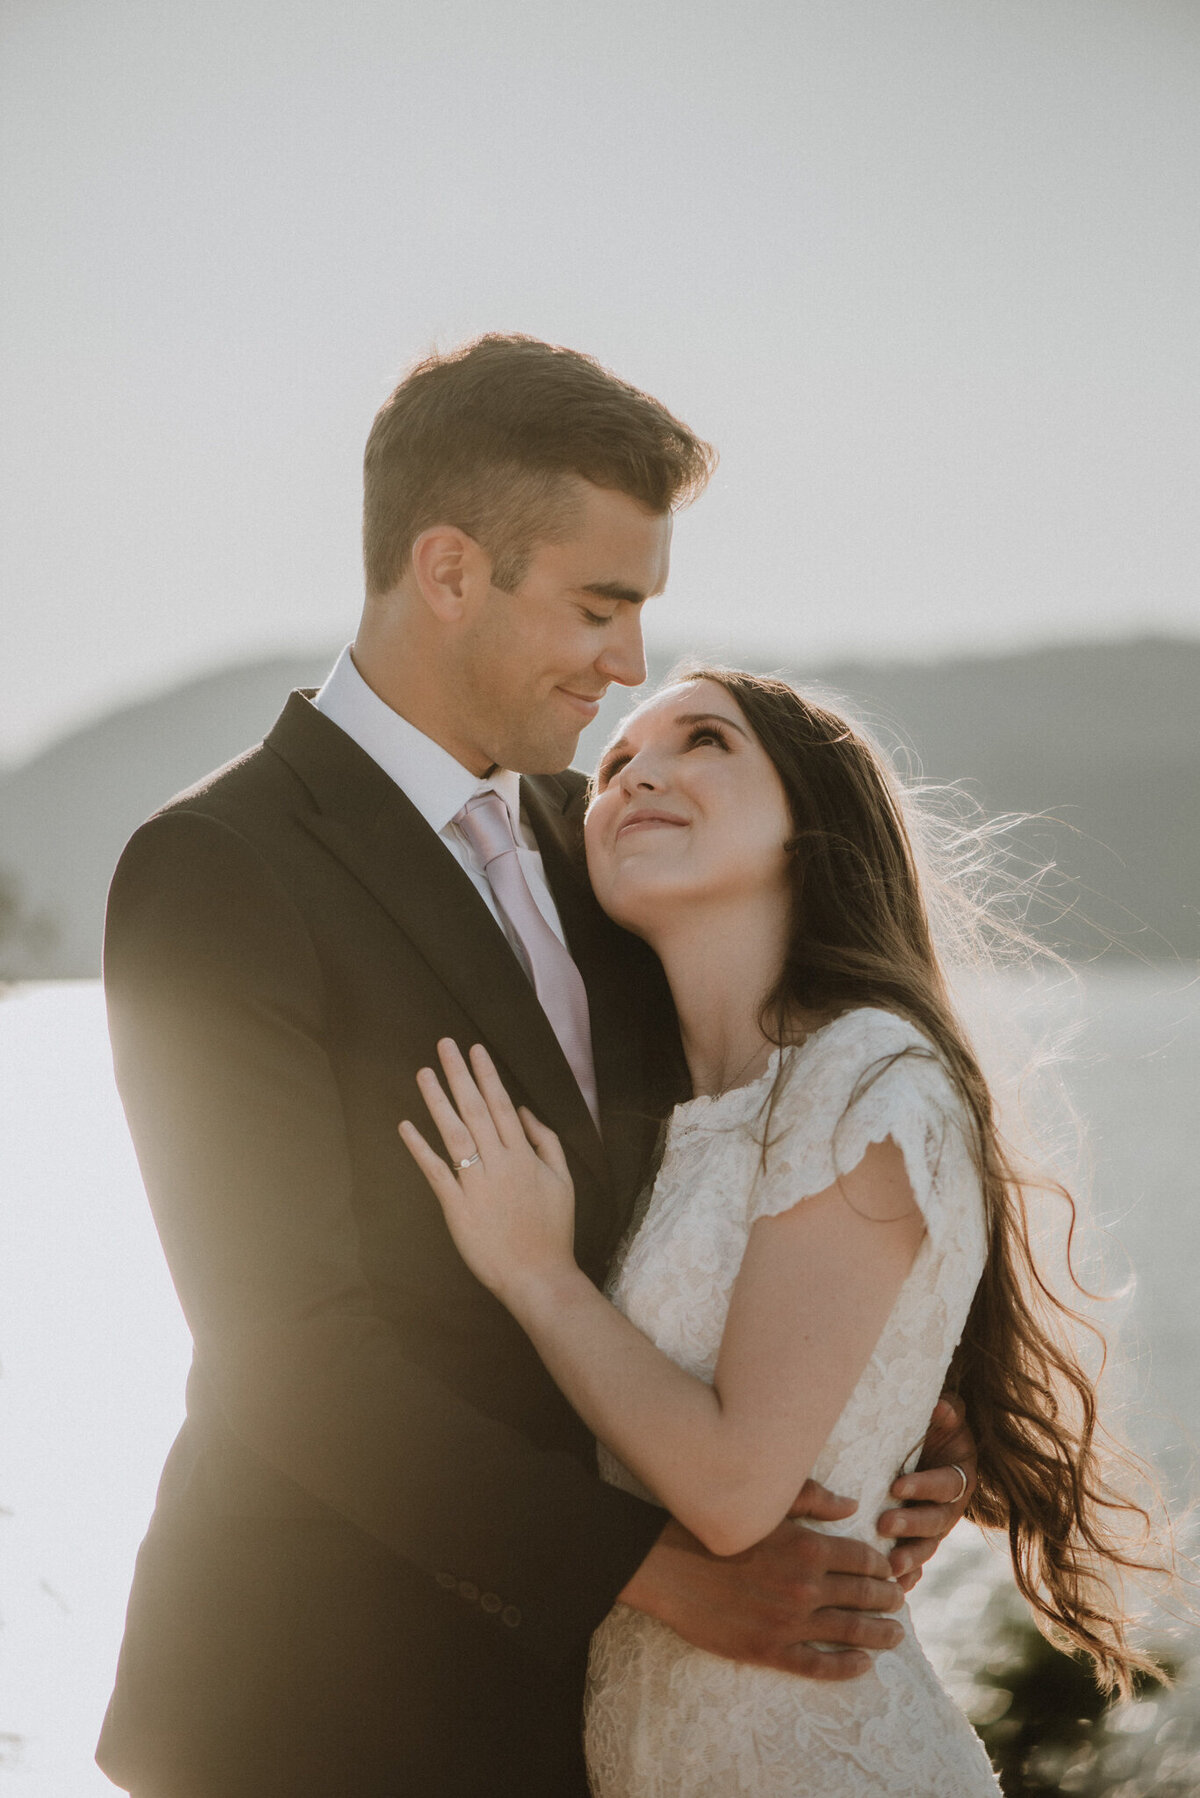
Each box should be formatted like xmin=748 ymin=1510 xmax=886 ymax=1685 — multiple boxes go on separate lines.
xmin=410 ymin=525 xmax=492 ymax=624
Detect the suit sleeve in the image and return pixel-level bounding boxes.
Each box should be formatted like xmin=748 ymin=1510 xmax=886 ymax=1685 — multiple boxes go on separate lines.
xmin=104 ymin=805 xmax=666 ymax=1666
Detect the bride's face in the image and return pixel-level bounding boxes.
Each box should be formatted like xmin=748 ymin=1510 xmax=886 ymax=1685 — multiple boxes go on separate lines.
xmin=584 ymin=678 xmax=794 ymax=938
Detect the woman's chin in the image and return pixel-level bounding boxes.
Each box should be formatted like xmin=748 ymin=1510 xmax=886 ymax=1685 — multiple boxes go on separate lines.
xmin=593 ymin=876 xmax=684 ymax=947
xmin=596 ymin=893 xmax=653 ymax=940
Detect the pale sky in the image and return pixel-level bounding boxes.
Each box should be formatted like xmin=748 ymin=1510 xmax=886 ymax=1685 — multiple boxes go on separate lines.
xmin=3 ymin=0 xmax=1199 ymax=764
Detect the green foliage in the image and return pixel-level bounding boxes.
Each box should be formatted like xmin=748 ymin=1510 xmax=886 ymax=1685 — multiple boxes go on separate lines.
xmin=912 ymin=1525 xmax=1198 ymax=1796
xmin=958 ymin=1576 xmax=1195 ymax=1795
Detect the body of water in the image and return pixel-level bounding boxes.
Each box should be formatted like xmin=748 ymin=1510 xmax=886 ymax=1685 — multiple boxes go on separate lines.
xmin=1 ymin=969 xmax=1198 ymax=1794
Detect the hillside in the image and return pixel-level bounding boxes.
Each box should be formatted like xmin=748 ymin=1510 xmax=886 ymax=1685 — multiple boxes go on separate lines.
xmin=0 ymin=651 xmax=338 ymax=978
xmin=0 ymin=637 xmax=1196 ymax=976
xmin=798 ymin=638 xmax=1200 ymax=962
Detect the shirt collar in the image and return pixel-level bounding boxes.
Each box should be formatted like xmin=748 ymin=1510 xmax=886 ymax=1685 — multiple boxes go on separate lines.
xmin=314 ymin=645 xmax=523 ymax=837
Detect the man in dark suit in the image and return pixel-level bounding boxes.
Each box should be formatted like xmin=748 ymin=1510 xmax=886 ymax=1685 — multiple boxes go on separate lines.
xmin=97 ymin=337 xmax=976 ymax=1796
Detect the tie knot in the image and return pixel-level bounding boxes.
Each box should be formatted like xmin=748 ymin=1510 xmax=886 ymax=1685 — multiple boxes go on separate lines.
xmin=455 ymin=789 xmax=518 ymax=870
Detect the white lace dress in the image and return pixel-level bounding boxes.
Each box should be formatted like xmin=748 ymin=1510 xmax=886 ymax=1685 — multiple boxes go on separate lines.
xmin=584 ymin=1007 xmax=1003 ymax=1797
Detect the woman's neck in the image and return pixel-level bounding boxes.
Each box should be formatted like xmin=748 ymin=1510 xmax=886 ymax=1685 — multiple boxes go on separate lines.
xmin=649 ymin=897 xmax=791 ymax=1098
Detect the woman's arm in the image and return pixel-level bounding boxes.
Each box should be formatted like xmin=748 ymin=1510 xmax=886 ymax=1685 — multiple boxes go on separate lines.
xmin=402 ymin=1040 xmax=926 ymax=1558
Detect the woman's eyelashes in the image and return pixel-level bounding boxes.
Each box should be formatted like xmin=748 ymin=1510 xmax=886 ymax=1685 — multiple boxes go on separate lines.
xmin=596 ymin=750 xmax=630 ymax=787
xmin=596 ymin=724 xmax=732 ymax=791
xmin=684 ymin=723 xmax=731 ymax=754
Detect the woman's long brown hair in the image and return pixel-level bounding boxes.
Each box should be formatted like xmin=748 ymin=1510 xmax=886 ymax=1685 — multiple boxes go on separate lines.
xmin=682 ymin=665 xmax=1171 ymax=1698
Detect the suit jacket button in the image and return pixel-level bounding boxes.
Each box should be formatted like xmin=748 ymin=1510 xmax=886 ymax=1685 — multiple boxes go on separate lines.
xmin=435 ymin=1571 xmax=457 ymax=1590
xmin=480 ymin=1591 xmax=502 ymax=1614
xmin=501 ymin=1604 xmax=522 ymax=1628
xmin=458 ymin=1580 xmax=480 ymax=1603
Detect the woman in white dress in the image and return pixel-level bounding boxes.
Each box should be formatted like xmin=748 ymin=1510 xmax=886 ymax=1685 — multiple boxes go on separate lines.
xmin=400 ymin=669 xmax=1162 ymax=1796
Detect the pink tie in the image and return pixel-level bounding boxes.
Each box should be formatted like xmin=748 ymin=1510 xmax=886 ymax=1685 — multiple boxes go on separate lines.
xmin=454 ymin=790 xmax=600 ymax=1128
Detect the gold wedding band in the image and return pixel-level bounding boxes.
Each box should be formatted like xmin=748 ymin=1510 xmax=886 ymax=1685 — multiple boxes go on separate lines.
xmin=949 ymin=1463 xmax=968 ymax=1504
xmin=457 ymin=1152 xmax=482 ymax=1170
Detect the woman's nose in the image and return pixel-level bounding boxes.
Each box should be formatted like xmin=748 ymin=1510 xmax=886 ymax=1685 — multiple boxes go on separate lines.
xmin=618 ymin=751 xmax=663 ymax=794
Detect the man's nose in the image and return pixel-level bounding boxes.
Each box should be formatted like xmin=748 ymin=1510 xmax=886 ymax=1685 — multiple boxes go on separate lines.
xmin=596 ymin=609 xmax=647 ymax=689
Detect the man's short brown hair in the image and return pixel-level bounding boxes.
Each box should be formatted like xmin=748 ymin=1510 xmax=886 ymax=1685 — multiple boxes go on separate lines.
xmin=362 ymin=335 xmax=715 ymax=596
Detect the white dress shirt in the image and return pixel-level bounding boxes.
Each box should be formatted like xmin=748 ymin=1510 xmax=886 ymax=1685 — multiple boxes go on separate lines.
xmin=314 ymin=645 xmax=572 ymax=957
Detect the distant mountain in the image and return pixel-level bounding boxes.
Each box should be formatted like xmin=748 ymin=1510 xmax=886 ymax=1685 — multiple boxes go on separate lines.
xmin=795 ymin=638 xmax=1200 ymax=962
xmin=0 ymin=650 xmax=339 ymax=978
xmin=0 ymin=637 xmax=1196 ymax=977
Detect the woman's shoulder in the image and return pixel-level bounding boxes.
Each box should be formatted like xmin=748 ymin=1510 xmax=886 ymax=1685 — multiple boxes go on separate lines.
xmin=779 ymin=1006 xmax=947 ymax=1096
xmin=752 ymin=1006 xmax=977 ymax=1234
xmin=777 ymin=1006 xmax=970 ymax=1135
xmin=667 ymin=1008 xmax=957 ymax=1146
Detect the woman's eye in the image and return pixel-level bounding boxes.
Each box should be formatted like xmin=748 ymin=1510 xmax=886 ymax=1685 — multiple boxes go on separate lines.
xmin=687 ymin=727 xmax=728 ymax=751
xmin=597 ymin=754 xmax=629 ymax=787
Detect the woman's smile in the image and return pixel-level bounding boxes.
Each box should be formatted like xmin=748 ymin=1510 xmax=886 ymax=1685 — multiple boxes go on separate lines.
xmin=615 ymin=808 xmax=690 ymax=840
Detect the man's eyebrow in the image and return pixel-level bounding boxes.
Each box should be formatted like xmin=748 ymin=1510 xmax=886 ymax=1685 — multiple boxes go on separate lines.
xmin=579 ymin=581 xmax=647 ymax=605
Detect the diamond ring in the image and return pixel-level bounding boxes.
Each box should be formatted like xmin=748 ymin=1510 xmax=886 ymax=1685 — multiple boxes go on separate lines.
xmin=457 ymin=1152 xmax=482 ymax=1170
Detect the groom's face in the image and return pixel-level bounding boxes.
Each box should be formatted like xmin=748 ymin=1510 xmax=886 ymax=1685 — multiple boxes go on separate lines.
xmin=456 ymin=482 xmax=672 ymax=774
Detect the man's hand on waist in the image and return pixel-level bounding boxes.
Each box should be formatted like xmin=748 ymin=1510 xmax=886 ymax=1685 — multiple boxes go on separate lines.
xmin=618 ymin=1479 xmax=903 ymax=1683
xmin=877 ymin=1394 xmax=978 ymax=1591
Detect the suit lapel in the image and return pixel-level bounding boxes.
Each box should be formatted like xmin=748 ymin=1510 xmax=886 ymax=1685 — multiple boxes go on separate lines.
xmin=267 ymin=694 xmax=607 ymax=1183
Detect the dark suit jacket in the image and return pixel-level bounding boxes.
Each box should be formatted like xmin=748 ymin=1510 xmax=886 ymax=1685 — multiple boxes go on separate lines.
xmin=95 ymin=693 xmax=682 ymax=1797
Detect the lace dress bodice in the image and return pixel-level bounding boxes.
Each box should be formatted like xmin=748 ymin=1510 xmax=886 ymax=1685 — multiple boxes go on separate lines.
xmin=584 ymin=1008 xmax=1002 ymax=1797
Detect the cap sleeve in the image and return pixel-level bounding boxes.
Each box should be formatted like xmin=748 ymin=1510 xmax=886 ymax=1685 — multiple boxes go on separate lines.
xmin=747 ymin=1010 xmax=972 ymax=1256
